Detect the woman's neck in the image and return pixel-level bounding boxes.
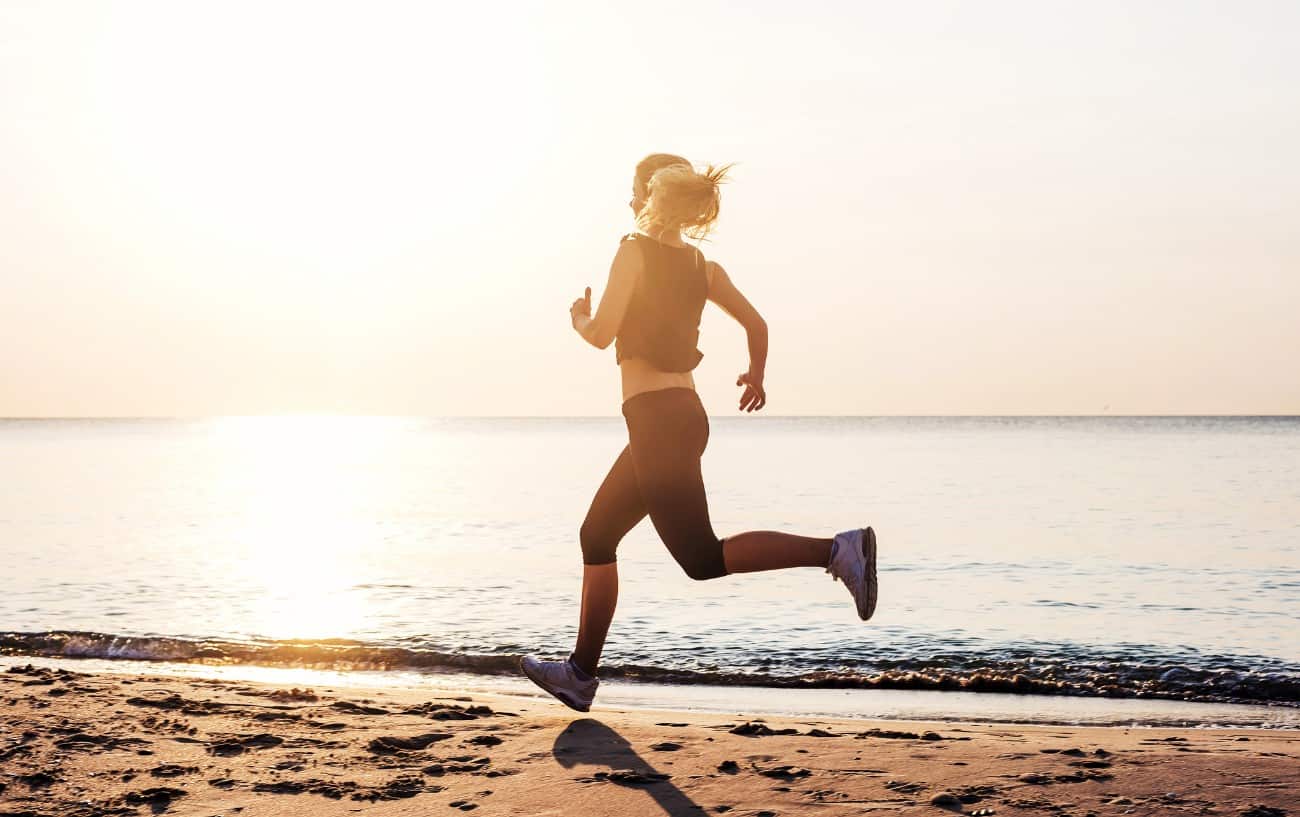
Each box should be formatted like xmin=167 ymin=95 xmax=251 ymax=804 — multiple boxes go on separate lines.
xmin=639 ymin=225 xmax=685 ymax=247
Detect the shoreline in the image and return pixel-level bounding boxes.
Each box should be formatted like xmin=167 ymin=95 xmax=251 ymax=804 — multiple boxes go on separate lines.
xmin=6 ymin=628 xmax=1297 ymax=713
xmin=3 ymin=655 xmax=1297 ymax=731
xmin=2 ymin=663 xmax=1297 ymax=817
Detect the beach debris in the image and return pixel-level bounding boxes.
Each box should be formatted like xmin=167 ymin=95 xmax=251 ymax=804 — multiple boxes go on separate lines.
xmin=366 ymin=732 xmax=453 ymax=754
xmin=466 ymin=734 xmax=503 ymax=747
xmin=1018 ymin=772 xmax=1052 ymax=785
xmin=970 ymin=809 xmax=996 ymax=816
xmin=885 ymin=779 xmax=926 ymax=794
xmin=267 ymin=687 xmax=318 ymax=701
xmin=729 ymin=721 xmax=797 ymax=736
xmin=150 ymin=763 xmax=199 ymax=777
xmin=806 ymin=728 xmax=838 ymax=737
xmin=651 ymin=741 xmax=683 ymax=751
xmin=717 ymin=759 xmax=740 ymax=773
xmin=930 ymin=791 xmax=963 ymax=810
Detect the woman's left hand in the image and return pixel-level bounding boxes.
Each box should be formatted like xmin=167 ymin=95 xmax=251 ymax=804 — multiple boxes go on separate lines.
xmin=570 ymin=286 xmax=592 ymax=329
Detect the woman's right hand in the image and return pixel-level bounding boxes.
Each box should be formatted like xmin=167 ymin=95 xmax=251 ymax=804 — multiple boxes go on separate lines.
xmin=570 ymin=287 xmax=592 ymax=331
xmin=736 ymin=371 xmax=766 ymax=412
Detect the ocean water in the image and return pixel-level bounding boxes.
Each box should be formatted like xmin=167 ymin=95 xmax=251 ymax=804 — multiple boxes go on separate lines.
xmin=3 ymin=416 xmax=1298 ymax=721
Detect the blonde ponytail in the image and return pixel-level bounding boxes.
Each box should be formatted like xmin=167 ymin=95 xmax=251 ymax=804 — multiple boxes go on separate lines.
xmin=634 ymin=158 xmax=733 ymax=241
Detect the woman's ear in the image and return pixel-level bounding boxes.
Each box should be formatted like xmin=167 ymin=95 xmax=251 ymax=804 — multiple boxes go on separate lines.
xmin=629 ymin=178 xmax=647 ymax=216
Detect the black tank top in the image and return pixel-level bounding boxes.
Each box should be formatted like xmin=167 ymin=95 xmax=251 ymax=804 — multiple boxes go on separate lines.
xmin=613 ymin=233 xmax=707 ymax=372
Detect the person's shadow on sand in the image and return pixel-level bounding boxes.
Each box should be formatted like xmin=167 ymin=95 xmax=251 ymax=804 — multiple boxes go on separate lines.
xmin=552 ymin=718 xmax=704 ymax=817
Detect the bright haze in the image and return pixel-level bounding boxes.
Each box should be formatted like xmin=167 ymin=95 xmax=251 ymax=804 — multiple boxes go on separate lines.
xmin=3 ymin=1 xmax=1296 ymax=417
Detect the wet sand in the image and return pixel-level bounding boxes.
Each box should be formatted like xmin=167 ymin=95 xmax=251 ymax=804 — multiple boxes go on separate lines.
xmin=1 ymin=663 xmax=1295 ymax=816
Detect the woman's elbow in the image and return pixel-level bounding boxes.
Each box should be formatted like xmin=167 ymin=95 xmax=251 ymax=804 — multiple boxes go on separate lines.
xmin=747 ymin=316 xmax=768 ymax=336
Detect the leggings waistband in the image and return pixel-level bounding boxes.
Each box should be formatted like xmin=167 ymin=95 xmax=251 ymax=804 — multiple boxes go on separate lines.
xmin=620 ymin=386 xmax=700 ymax=417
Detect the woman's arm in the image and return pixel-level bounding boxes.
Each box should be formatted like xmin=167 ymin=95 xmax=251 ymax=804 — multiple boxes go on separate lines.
xmin=571 ymin=240 xmax=642 ymax=350
xmin=706 ymin=260 xmax=768 ymax=412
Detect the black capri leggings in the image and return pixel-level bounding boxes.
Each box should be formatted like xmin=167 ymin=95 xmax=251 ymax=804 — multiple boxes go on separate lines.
xmin=579 ymin=387 xmax=728 ymax=581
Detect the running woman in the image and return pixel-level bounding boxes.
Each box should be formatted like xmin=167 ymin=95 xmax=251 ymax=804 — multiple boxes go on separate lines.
xmin=521 ymin=153 xmax=877 ymax=712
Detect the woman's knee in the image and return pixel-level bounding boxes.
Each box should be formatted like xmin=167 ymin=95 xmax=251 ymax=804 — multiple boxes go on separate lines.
xmin=579 ymin=521 xmax=617 ymax=566
xmin=671 ymin=537 xmax=728 ymax=581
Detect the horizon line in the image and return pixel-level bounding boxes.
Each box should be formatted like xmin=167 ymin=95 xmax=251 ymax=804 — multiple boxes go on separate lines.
xmin=3 ymin=414 xmax=1299 ymax=421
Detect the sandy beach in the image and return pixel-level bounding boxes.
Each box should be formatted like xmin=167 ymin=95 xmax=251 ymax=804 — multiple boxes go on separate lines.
xmin=1 ymin=663 xmax=1294 ymax=817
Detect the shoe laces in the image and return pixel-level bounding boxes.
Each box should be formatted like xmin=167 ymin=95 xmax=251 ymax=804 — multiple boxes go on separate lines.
xmin=826 ymin=541 xmax=861 ymax=586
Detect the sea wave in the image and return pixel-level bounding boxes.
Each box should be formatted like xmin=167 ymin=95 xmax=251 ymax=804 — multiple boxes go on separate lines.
xmin=3 ymin=630 xmax=1297 ymax=708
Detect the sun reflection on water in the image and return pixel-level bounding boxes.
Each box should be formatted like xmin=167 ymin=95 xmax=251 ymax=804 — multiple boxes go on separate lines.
xmin=206 ymin=416 xmax=413 ymax=641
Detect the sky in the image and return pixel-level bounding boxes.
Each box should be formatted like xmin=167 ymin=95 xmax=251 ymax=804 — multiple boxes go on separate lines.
xmin=2 ymin=0 xmax=1297 ymax=416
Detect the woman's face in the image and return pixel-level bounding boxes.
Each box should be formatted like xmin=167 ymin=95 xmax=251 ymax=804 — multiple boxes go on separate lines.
xmin=628 ymin=176 xmax=647 ymax=217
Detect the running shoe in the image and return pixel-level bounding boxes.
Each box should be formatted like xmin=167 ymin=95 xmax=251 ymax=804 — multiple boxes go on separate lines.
xmin=519 ymin=655 xmax=598 ymax=712
xmin=826 ymin=526 xmax=878 ymax=620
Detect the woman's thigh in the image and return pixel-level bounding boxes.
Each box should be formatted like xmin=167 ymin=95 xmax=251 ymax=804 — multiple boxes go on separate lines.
xmin=624 ymin=392 xmax=725 ymax=580
xmin=579 ymin=444 xmax=648 ymax=565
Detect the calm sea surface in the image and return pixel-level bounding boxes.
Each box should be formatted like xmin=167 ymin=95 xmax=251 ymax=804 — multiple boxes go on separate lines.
xmin=3 ymin=416 xmax=1298 ymax=722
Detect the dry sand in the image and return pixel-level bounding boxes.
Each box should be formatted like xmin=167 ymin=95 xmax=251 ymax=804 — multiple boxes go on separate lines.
xmin=0 ymin=663 xmax=1295 ymax=816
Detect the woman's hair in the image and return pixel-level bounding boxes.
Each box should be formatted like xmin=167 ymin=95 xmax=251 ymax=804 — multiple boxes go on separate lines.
xmin=634 ymin=153 xmax=733 ymax=241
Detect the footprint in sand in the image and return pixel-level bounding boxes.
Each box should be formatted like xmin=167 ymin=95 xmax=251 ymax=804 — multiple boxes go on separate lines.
xmin=207 ymin=732 xmax=284 ymax=756
xmin=123 ymin=786 xmax=188 ymax=808
xmin=885 ymin=779 xmax=926 ymax=795
xmin=757 ymin=765 xmax=812 ymax=780
xmin=330 ymin=700 xmax=389 ymax=715
xmin=365 ymin=732 xmax=454 ymax=754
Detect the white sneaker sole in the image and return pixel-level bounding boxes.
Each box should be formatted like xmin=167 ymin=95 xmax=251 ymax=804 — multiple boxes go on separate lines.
xmin=519 ymin=657 xmax=593 ymax=712
xmin=859 ymin=526 xmax=878 ymax=621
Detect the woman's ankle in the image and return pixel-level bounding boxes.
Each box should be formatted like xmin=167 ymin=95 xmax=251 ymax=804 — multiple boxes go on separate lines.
xmin=567 ymin=654 xmax=596 ymax=681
